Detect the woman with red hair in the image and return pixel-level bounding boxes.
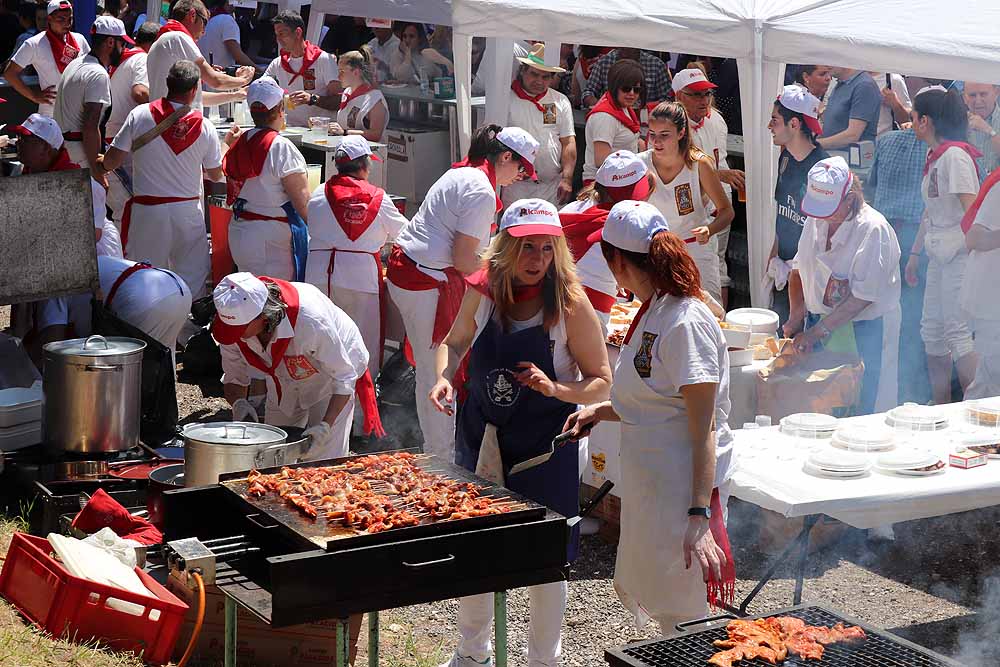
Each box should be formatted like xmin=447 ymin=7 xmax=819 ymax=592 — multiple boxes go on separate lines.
xmin=564 ymin=200 xmax=736 ymax=633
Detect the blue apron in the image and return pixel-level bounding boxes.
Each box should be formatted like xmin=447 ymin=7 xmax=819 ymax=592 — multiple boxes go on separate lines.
xmin=455 ymin=307 xmax=580 ymax=562
xmin=232 ymin=199 xmax=310 ymax=282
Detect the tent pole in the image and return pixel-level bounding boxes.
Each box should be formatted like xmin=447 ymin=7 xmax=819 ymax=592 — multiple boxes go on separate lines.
xmin=454 ymin=31 xmax=475 ymax=156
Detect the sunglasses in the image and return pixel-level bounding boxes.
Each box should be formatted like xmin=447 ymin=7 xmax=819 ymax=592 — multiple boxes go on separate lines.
xmin=619 ymin=85 xmax=643 ymax=94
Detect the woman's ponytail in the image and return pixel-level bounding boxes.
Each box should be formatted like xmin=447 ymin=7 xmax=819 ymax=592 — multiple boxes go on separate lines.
xmin=467 ymin=123 xmax=507 ymax=164
xmin=913 ymin=88 xmax=970 ymax=142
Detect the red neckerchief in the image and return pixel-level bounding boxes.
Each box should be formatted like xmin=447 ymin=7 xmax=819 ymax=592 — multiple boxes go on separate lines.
xmin=339 ymin=84 xmax=373 ymax=110
xmin=622 ymin=293 xmax=654 ymax=346
xmin=924 ymin=140 xmax=982 ymax=176
xmin=24 ymin=147 xmax=78 ymax=174
xmin=451 ymin=158 xmax=503 ymax=214
xmin=149 ymin=98 xmax=204 ymax=155
xmin=690 ymin=108 xmax=711 ymax=132
xmin=234 ymin=277 xmax=300 ymax=404
xmin=465 ymin=268 xmax=543 ymax=302
xmin=109 ymin=47 xmax=144 ymax=78
xmin=560 ymin=203 xmax=611 ymax=261
xmin=280 ymin=41 xmax=323 ymax=87
xmin=707 ymin=487 xmax=736 ymax=610
xmin=511 ymin=80 xmax=546 ymax=113
xmin=961 ymin=166 xmax=1000 ymax=234
xmin=45 ymin=28 xmax=80 ymax=73
xmin=157 ymin=19 xmax=193 ymax=39
xmin=324 ymin=175 xmax=385 ymax=241
xmin=222 ymin=128 xmax=278 ymax=204
xmin=587 ymin=91 xmax=640 ymax=135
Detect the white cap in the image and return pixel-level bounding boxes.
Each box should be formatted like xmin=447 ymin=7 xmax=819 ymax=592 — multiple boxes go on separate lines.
xmin=801 ymin=156 xmax=853 ymax=219
xmin=47 ymin=0 xmax=72 ymax=15
xmin=499 ymin=198 xmax=563 ymax=238
xmin=776 ymin=84 xmax=822 ymax=135
xmin=671 ymin=68 xmax=717 ymax=94
xmin=600 ymin=201 xmax=671 ymax=253
xmin=247 ymin=76 xmax=284 ymax=111
xmin=213 ymin=272 xmax=268 ymax=327
xmin=92 ymin=16 xmax=134 ymax=43
xmin=12 ymin=113 xmax=63 ymax=150
xmin=335 ymin=134 xmax=381 ymax=163
xmin=497 ymin=126 xmax=540 ymax=179
xmin=595 ymin=150 xmax=651 ymax=202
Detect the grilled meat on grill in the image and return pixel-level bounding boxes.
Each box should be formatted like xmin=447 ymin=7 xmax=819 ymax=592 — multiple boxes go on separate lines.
xmin=707 ymin=616 xmax=866 ymax=665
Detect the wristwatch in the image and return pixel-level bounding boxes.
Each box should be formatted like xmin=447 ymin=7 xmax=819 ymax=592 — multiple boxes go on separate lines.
xmin=688 ymin=506 xmax=712 ymax=519
xmin=817 ymin=321 xmax=833 ymax=341
xmin=309 ymin=94 xmax=320 ymax=106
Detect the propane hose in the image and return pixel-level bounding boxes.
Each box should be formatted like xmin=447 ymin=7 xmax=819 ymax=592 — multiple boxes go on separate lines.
xmin=176 ymin=571 xmax=206 ymax=667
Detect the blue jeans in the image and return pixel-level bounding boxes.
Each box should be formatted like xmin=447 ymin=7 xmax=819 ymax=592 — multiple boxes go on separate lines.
xmin=890 ymin=220 xmax=930 ymax=404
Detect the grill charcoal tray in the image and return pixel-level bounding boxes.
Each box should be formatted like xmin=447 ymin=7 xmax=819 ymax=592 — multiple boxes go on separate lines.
xmin=605 ymin=604 xmax=962 ymax=667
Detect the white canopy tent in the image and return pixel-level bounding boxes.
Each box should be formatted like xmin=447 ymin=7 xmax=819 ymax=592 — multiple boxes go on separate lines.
xmin=450 ymin=0 xmax=1000 ymax=306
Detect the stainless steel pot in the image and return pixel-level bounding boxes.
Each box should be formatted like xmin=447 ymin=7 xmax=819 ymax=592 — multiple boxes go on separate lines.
xmin=43 ymin=335 xmax=146 ymax=454
xmin=182 ymin=422 xmax=308 ymax=486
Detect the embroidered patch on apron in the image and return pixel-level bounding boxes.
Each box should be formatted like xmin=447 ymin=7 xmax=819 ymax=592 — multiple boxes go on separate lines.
xmin=284 ymin=355 xmax=319 ymax=380
xmin=542 ymin=103 xmax=557 ymax=125
xmin=485 ymin=368 xmax=520 ymax=407
xmin=347 ymin=107 xmax=360 ymax=127
xmin=928 ymin=169 xmax=939 ymax=198
xmin=822 ymin=276 xmax=851 ymax=309
xmin=675 ymin=183 xmax=695 ymax=216
xmin=304 ymin=68 xmax=316 ymax=90
xmin=633 ymin=332 xmax=658 ymax=378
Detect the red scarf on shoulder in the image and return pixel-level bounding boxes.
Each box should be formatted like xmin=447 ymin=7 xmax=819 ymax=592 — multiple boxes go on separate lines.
xmin=149 ymin=98 xmax=204 ymax=155
xmin=157 ymin=19 xmax=193 ymax=40
xmin=587 ymin=91 xmax=640 ymax=135
xmin=45 ymin=29 xmax=80 ymax=73
xmin=280 ymin=41 xmax=323 ymax=87
xmin=340 ymin=84 xmax=374 ymax=110
xmin=24 ymin=147 xmax=78 ymax=174
xmin=324 ymin=175 xmax=385 ymax=241
xmin=559 ymin=203 xmax=610 ymax=262
xmin=961 ymin=166 xmax=1000 ymax=234
xmin=511 ymin=80 xmax=546 ymax=113
xmin=109 ymin=48 xmax=144 ymax=78
xmin=924 ymin=140 xmax=982 ymax=176
xmin=233 ymin=277 xmax=299 ymax=404
xmin=222 ymin=128 xmax=278 ymax=204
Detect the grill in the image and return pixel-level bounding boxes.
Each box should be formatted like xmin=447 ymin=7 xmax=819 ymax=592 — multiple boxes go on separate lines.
xmin=605 ymin=604 xmax=963 ymax=667
xmin=162 ymin=452 xmax=569 ymax=627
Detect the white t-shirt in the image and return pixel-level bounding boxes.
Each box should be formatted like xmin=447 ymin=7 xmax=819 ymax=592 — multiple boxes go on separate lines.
xmin=689 ymin=110 xmax=731 ymax=197
xmin=962 ymin=183 xmax=1000 ymax=320
xmin=233 ymin=129 xmax=307 ymax=220
xmin=107 ymin=52 xmax=149 ymax=137
xmin=10 ymin=30 xmax=90 ymax=116
xmin=583 ymin=112 xmax=638 ymax=180
xmin=922 ymin=146 xmax=979 ymax=230
xmin=336 ymin=87 xmax=388 ymax=141
xmin=111 ymin=102 xmax=222 ymax=197
xmin=307 ymin=183 xmax=408 ymax=293
xmin=394 ymin=166 xmax=498 ymax=270
xmin=264 ymin=50 xmax=338 ymax=128
xmin=366 ymin=34 xmax=400 ymax=81
xmin=147 ymin=31 xmax=204 ymax=110
xmin=559 ymin=199 xmax=617 ymax=298
xmin=52 ymin=55 xmax=111 ymax=134
xmin=507 ymin=87 xmax=575 ymax=184
xmin=874 ymin=72 xmax=912 ymax=137
xmin=197 ymin=13 xmax=240 ymax=68
xmin=793 ymin=204 xmax=901 ymax=320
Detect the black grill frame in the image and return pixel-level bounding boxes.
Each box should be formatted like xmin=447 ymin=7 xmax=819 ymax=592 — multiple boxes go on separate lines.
xmin=604 ymin=604 xmax=963 ymax=667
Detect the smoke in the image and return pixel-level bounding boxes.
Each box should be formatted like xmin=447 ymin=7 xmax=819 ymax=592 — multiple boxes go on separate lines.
xmin=954 ymin=573 xmax=1000 ymax=666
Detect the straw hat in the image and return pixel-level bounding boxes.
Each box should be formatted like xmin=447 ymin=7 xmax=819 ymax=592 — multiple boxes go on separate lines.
xmin=516 ymin=43 xmax=566 ymax=74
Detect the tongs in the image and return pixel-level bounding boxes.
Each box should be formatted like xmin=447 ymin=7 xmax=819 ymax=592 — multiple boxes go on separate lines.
xmin=508 ymin=425 xmax=593 ymax=475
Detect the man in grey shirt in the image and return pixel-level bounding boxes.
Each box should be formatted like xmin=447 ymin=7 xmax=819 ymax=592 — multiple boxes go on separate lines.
xmin=818 ymin=67 xmax=881 ymax=149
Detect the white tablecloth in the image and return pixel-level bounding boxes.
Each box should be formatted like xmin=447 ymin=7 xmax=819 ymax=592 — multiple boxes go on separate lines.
xmin=729 ymin=402 xmax=1000 ymax=529
xmin=728 ymin=359 xmax=770 ymax=428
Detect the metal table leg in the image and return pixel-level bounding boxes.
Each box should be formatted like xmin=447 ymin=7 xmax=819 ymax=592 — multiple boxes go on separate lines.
xmin=224 ymin=596 xmax=237 ymax=667
xmin=336 ymin=618 xmax=350 ymax=667
xmin=368 ymin=611 xmax=379 ymax=667
xmin=737 ymin=514 xmax=821 ymax=616
xmin=494 ymin=591 xmax=508 ymax=667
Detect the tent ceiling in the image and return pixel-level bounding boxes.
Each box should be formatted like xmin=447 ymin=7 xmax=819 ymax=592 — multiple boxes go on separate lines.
xmin=309 ymin=0 xmax=453 ymax=26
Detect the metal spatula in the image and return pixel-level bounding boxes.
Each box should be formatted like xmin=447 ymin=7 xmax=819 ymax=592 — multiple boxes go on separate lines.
xmin=508 ymin=425 xmax=593 ymax=476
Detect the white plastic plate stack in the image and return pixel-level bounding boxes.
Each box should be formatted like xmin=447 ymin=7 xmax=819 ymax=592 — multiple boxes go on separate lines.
xmin=831 ymin=424 xmax=896 ymax=452
xmin=952 ymin=429 xmax=1000 ymax=458
xmin=885 ymin=402 xmax=949 ymax=432
xmin=874 ymin=449 xmax=945 ymax=477
xmin=725 ymin=308 xmax=779 ymax=334
xmin=780 ymin=412 xmax=839 ymax=439
xmin=804 ymin=448 xmax=871 ymax=479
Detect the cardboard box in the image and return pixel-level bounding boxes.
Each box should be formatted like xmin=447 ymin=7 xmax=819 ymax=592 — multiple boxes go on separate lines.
xmin=849 ymin=140 xmax=875 ymax=168
xmin=950 ymin=449 xmax=988 ymax=469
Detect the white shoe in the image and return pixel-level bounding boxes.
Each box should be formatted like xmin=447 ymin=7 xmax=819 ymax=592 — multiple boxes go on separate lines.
xmin=439 ymin=653 xmax=493 ymax=667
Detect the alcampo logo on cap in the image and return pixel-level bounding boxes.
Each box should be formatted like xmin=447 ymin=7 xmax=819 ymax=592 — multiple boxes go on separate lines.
xmin=612 ymin=170 xmax=638 ymax=182
xmin=811 ymin=184 xmax=835 ymax=195
xmin=519 ymin=208 xmax=554 ymax=217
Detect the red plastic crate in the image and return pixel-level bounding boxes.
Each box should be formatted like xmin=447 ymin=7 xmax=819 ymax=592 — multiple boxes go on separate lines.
xmin=0 ymin=533 xmax=188 ymax=665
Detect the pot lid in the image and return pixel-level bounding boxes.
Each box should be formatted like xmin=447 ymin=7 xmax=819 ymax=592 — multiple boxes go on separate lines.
xmin=44 ymin=335 xmax=145 ymax=357
xmin=831 ymin=425 xmax=896 ymax=451
xmin=182 ymin=422 xmax=287 ymax=446
xmin=780 ymin=412 xmax=839 ymax=438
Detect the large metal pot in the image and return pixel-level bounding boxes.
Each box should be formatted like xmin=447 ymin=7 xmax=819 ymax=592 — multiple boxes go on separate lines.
xmin=147 ymin=463 xmax=185 ymax=529
xmin=181 ymin=422 xmax=308 ymax=486
xmin=43 ymin=335 xmax=146 ymax=455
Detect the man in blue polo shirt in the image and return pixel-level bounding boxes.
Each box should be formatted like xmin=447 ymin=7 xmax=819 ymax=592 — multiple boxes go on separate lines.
xmin=818 ymin=67 xmax=881 ymax=150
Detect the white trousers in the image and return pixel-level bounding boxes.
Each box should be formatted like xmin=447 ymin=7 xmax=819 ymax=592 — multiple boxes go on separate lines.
xmin=688 ymin=237 xmax=721 ymax=302
xmin=967 ymin=318 xmax=1000 ymax=400
xmin=266 ymin=394 xmax=354 ymax=461
xmin=228 ymin=218 xmax=295 ymax=280
xmin=386 ymin=282 xmax=456 ymax=461
xmin=125 ymin=200 xmax=210 ymax=302
xmin=455 ymin=581 xmax=567 ymax=667
xmin=715 ymin=227 xmax=731 ymax=289
xmin=106 ymin=154 xmax=133 ymax=230
xmin=921 ymin=255 xmax=975 ymax=360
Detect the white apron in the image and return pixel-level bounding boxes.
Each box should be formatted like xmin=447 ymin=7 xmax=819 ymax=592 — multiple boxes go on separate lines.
xmin=612 ymin=316 xmax=711 ymax=631
xmin=336 ymin=88 xmax=387 ymax=140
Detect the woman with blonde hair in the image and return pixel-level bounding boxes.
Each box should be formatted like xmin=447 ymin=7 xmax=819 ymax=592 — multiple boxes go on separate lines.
xmin=332 ymin=46 xmax=389 ymax=142
xmin=430 ymin=198 xmax=611 ymax=667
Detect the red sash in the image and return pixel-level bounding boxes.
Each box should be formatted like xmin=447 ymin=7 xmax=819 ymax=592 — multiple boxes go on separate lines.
xmin=45 ymin=29 xmax=80 ymax=74
xmin=24 ymin=147 xmax=78 ymax=174
xmin=280 ymin=41 xmax=323 ymax=87
xmin=924 ymin=140 xmax=982 ymax=176
xmin=325 ymin=248 xmax=387 ymax=368
xmin=583 ymin=286 xmax=615 ymax=314
xmin=707 ymin=487 xmax=736 ymax=610
xmin=622 ymin=295 xmax=651 ymax=346
xmin=157 ymin=19 xmax=193 ymax=40
xmin=234 ymin=277 xmax=299 ymax=404
xmin=587 ymin=92 xmax=640 ymax=135
xmin=105 ymin=262 xmax=151 ymax=307
xmin=386 ymin=245 xmax=465 ymax=349
xmin=324 ymin=175 xmax=384 ymax=241
xmin=339 ymin=84 xmax=373 ymax=111
xmin=511 ymin=80 xmax=546 ymax=113
xmin=465 ymin=268 xmax=542 ymax=302
xmin=149 ymin=98 xmax=204 ymax=155
xmin=109 ymin=47 xmax=144 ymax=78
xmin=222 ymin=128 xmax=278 ymax=205
xmin=961 ymin=167 xmax=1000 ymax=234
xmin=121 ymin=195 xmax=199 ymax=248
xmin=560 ymin=203 xmax=610 ymax=262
